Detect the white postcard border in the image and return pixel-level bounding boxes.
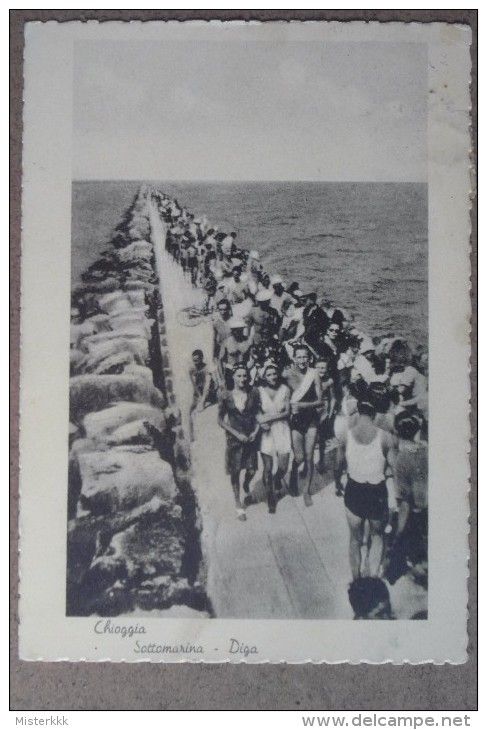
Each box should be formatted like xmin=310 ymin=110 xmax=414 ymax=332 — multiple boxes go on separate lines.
xmin=19 ymin=20 xmax=472 ymax=663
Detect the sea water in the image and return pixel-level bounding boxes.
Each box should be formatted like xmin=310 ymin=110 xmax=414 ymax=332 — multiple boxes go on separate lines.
xmin=72 ymin=180 xmax=427 ymax=349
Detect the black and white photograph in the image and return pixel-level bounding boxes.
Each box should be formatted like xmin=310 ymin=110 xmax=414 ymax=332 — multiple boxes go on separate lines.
xmin=19 ymin=20 xmax=471 ymax=663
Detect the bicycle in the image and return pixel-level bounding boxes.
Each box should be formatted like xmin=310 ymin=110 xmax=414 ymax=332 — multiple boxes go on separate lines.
xmin=176 ymin=301 xmax=214 ymax=327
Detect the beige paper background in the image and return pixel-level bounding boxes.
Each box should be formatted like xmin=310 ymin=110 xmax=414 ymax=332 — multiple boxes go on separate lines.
xmin=18 ymin=20 xmax=472 ymax=668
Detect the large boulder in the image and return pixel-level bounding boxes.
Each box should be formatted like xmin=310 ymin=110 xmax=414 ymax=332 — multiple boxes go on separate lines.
xmin=78 ymin=447 xmax=177 ymax=514
xmin=92 ymin=350 xmax=140 ymax=375
xmin=73 ymin=278 xmax=121 ymax=296
xmin=135 ymin=577 xmax=211 ymax=614
xmin=67 ymin=495 xmax=168 ymax=579
xmin=83 ymin=333 xmax=149 ymax=366
xmin=116 ymin=240 xmax=153 ymax=263
xmin=108 ymin=311 xmax=153 ymax=338
xmin=68 ymin=437 xmax=98 ymax=518
xmin=88 ymin=313 xmax=112 ymax=332
xmin=71 ymin=314 xmax=112 ymax=349
xmin=124 ymin=270 xmax=155 ymax=285
xmin=70 ymin=348 xmax=86 ymax=375
xmin=69 ymin=374 xmax=164 ymax=424
xmin=108 ymin=518 xmax=185 ymax=579
xmin=105 ymin=419 xmax=153 ymax=446
xmin=83 ymin=402 xmax=166 ymax=442
xmin=127 ymin=221 xmax=150 ymax=240
xmin=71 ymin=320 xmax=98 ymax=349
xmin=122 ymin=364 xmax=154 ymax=381
xmin=125 ymin=289 xmax=147 ymax=309
xmin=98 ymin=291 xmax=136 ymax=315
xmin=125 ymin=280 xmax=155 ymax=294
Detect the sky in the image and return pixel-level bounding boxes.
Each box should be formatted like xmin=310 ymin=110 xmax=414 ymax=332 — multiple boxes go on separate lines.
xmin=73 ymin=38 xmax=427 ymax=182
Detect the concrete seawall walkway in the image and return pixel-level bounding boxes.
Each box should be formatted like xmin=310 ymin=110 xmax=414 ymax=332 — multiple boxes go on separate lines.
xmin=150 ymin=204 xmax=354 ymax=619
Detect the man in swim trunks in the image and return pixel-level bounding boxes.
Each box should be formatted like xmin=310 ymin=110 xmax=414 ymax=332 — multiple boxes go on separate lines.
xmin=315 ymin=356 xmax=337 ymax=477
xmin=211 ymin=298 xmax=233 ymax=364
xmin=286 ymin=344 xmax=323 ymax=506
xmin=188 ymin=349 xmax=217 ymax=441
xmin=335 ymin=395 xmax=396 ymax=581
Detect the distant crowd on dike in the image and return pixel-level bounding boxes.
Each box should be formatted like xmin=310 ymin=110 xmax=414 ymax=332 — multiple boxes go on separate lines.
xmin=152 ymin=188 xmax=429 ymax=618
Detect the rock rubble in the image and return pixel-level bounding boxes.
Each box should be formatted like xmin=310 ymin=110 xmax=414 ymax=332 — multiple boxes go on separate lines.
xmin=67 ymin=185 xmax=210 ymax=617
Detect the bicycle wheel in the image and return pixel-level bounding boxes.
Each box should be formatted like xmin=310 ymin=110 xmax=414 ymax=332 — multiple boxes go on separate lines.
xmin=176 ymin=306 xmax=206 ymax=327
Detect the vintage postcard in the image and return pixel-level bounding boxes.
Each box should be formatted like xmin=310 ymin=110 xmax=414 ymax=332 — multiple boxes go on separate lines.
xmin=19 ymin=20 xmax=472 ymax=663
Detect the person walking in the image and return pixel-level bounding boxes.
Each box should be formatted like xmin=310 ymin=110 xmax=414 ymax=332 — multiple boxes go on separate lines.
xmin=286 ymin=344 xmax=322 ymax=506
xmin=336 ymin=395 xmax=395 ymax=580
xmin=218 ymin=365 xmax=261 ymax=521
xmin=256 ymin=361 xmax=292 ymax=513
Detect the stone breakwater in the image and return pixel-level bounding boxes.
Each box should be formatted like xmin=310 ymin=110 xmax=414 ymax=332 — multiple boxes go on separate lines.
xmin=67 ymin=185 xmax=211 ymax=617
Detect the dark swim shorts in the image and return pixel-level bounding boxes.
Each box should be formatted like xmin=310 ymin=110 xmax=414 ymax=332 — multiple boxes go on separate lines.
xmin=289 ymin=409 xmax=319 ymax=434
xmin=344 ymin=477 xmax=388 ymax=522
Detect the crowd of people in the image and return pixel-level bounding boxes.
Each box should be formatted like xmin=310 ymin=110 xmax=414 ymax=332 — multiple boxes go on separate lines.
xmin=152 ymin=188 xmax=429 ymax=599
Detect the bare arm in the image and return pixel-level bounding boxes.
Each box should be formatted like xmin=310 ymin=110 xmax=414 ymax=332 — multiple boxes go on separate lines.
xmin=334 ymin=417 xmax=348 ymax=445
xmin=215 ymin=342 xmax=228 ymax=386
xmin=396 ymin=500 xmax=411 ymax=536
xmin=217 ymin=401 xmax=248 ymax=442
xmin=401 ymin=371 xmax=428 ymax=409
xmin=382 ymin=432 xmax=399 ymax=515
xmin=258 ymin=401 xmax=291 ymax=424
xmin=196 ymin=368 xmax=211 ymax=410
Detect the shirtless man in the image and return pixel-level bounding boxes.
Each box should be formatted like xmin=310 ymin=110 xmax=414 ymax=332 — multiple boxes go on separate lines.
xmin=219 ymin=319 xmax=253 ymax=391
xmin=315 ymin=356 xmax=337 ymax=477
xmin=224 ymin=265 xmax=252 ymax=318
xmin=188 ymin=349 xmax=216 ymax=441
xmin=211 ymin=298 xmax=233 ymax=364
xmin=286 ymin=344 xmax=323 ymax=506
xmin=246 ymin=289 xmax=281 ymax=346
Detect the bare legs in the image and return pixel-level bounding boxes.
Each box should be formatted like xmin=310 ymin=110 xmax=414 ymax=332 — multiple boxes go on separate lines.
xmin=261 ymin=453 xmax=276 ymax=513
xmin=346 ymin=509 xmax=386 ymax=580
xmin=189 ymin=402 xmax=196 ymax=442
xmin=316 ymin=424 xmax=327 ymax=475
xmin=331 ymin=443 xmax=346 ymax=496
xmin=366 ymin=519 xmax=386 ymax=577
xmin=290 ymin=427 xmax=318 ymax=506
xmin=274 ymin=452 xmax=290 ymax=493
xmin=231 ymin=469 xmax=256 ymax=520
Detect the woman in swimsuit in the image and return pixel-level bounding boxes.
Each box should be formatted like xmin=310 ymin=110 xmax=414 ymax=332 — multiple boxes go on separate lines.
xmin=286 ymin=344 xmax=322 ymax=506
xmin=257 ymin=361 xmax=292 ymax=514
xmin=218 ymin=364 xmax=260 ymax=521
